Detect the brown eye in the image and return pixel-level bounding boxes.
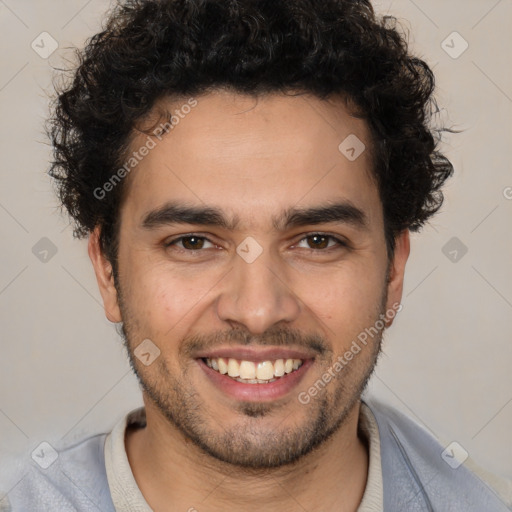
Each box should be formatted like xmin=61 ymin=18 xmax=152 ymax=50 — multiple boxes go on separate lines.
xmin=180 ymin=236 xmax=206 ymax=250
xmin=295 ymin=234 xmax=346 ymax=251
xmin=166 ymin=235 xmax=214 ymax=250
xmin=306 ymin=235 xmax=330 ymax=249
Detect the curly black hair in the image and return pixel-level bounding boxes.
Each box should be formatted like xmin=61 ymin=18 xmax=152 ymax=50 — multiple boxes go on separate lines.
xmin=48 ymin=0 xmax=454 ymax=271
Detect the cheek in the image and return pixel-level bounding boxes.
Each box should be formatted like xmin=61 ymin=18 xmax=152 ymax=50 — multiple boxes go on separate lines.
xmin=124 ymin=261 xmax=219 ymax=334
xmin=298 ymin=262 xmax=384 ymax=338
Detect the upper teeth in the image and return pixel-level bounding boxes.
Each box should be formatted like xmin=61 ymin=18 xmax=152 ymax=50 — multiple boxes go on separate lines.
xmin=205 ymin=357 xmax=303 ymax=382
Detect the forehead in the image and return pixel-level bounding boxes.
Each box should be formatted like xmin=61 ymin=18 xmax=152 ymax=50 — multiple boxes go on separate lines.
xmin=121 ymin=90 xmax=381 ymax=231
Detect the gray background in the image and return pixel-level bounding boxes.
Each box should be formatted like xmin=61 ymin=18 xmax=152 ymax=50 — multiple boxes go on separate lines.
xmin=1 ymin=0 xmax=511 ymax=487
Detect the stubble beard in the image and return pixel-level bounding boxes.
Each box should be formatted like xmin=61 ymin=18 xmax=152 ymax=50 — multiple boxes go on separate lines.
xmin=116 ymin=283 xmax=387 ymax=470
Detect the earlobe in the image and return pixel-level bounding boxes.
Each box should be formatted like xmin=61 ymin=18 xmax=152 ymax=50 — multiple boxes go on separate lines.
xmin=385 ymin=229 xmax=410 ymax=326
xmin=88 ymin=227 xmax=122 ymax=323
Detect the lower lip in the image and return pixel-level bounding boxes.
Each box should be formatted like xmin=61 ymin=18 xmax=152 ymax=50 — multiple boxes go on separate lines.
xmin=198 ymin=358 xmax=313 ymax=402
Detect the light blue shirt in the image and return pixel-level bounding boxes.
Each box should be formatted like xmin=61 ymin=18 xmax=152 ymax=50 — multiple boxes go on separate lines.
xmin=2 ymin=399 xmax=510 ymax=511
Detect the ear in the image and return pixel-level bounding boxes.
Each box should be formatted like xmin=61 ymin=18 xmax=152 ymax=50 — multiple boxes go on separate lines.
xmin=88 ymin=227 xmax=122 ymax=323
xmin=384 ymin=229 xmax=410 ymax=327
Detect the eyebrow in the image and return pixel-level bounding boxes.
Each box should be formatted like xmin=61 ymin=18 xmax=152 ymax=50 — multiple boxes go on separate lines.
xmin=141 ymin=201 xmax=369 ymax=231
xmin=279 ymin=202 xmax=368 ymax=231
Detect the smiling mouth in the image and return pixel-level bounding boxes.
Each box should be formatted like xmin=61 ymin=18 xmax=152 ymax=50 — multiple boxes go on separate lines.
xmin=203 ymin=357 xmax=304 ymax=384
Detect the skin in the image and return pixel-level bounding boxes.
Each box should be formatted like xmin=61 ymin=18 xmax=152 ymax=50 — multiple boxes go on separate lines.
xmin=89 ymin=90 xmax=409 ymax=512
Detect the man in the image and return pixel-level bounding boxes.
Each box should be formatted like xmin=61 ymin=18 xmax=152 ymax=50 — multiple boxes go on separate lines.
xmin=3 ymin=0 xmax=511 ymax=510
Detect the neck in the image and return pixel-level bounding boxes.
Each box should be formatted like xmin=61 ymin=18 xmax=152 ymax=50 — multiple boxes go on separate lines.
xmin=126 ymin=397 xmax=369 ymax=512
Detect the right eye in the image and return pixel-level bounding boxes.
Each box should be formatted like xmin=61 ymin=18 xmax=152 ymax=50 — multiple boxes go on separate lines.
xmin=165 ymin=235 xmax=216 ymax=251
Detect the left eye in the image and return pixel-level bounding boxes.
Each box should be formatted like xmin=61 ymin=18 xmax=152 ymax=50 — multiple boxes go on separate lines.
xmin=296 ymin=234 xmax=344 ymax=250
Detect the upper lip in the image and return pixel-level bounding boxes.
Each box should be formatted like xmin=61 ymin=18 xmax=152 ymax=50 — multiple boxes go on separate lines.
xmin=194 ymin=346 xmax=316 ymax=362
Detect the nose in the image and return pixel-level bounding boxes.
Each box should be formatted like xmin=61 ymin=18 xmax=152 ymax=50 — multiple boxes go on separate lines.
xmin=215 ymin=248 xmax=302 ymax=334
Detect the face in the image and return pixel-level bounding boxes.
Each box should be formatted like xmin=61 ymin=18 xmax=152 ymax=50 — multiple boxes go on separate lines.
xmin=90 ymin=90 xmax=409 ymax=469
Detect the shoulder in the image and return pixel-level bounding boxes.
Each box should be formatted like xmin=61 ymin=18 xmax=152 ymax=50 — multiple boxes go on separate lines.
xmin=363 ymin=397 xmax=512 ymax=511
xmin=2 ymin=433 xmax=116 ymax=512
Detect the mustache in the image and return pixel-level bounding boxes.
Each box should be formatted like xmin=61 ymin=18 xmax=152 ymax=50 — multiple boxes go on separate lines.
xmin=181 ymin=326 xmax=330 ymax=358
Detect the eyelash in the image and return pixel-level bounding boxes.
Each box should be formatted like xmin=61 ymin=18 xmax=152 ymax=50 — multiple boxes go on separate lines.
xmin=164 ymin=233 xmax=348 ymax=252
